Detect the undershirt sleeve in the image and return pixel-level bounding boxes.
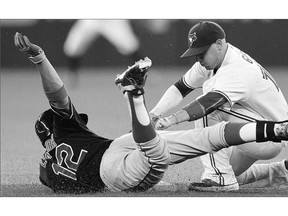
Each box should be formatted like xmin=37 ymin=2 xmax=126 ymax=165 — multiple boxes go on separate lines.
xmin=174 ymin=77 xmax=194 ymax=98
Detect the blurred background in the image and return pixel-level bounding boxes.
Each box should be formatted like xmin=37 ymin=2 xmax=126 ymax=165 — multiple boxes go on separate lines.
xmin=1 ymin=19 xmax=288 ymax=196
xmin=2 ymin=19 xmax=288 ymax=69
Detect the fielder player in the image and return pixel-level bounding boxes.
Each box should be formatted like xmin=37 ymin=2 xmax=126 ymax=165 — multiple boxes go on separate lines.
xmin=63 ymin=20 xmax=142 ymax=87
xmin=14 ymin=32 xmax=288 ymax=193
xmin=150 ymin=21 xmax=288 ymax=191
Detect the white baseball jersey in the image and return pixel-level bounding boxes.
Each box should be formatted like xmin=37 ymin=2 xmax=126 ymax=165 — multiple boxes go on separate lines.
xmin=183 ymin=43 xmax=288 ymax=121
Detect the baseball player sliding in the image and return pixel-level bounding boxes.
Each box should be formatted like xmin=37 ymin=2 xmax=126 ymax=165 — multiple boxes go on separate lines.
xmin=150 ymin=21 xmax=288 ymax=191
xmin=14 ymin=32 xmax=288 ymax=193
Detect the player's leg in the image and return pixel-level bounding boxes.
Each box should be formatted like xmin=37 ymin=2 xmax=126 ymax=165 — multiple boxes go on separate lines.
xmin=63 ymin=21 xmax=84 ymax=75
xmin=63 ymin=20 xmax=101 ymax=87
xmin=229 ymin=148 xmax=257 ymax=176
xmin=63 ymin=20 xmax=101 ymax=64
xmin=14 ymin=32 xmax=69 ymax=109
xmin=102 ymin=20 xmax=140 ymax=56
xmin=190 ymin=105 xmax=278 ymax=192
xmin=101 ymin=20 xmax=142 ymax=62
xmin=115 ymin=58 xmax=170 ymax=191
xmin=236 ymin=160 xmax=288 ymax=186
xmin=229 ymin=141 xmax=283 ymax=176
xmin=192 ymin=111 xmax=239 ymax=191
xmin=230 ymin=123 xmax=287 ymax=185
xmin=229 ymin=126 xmax=284 ymax=177
xmin=187 ymin=120 xmax=288 ymax=191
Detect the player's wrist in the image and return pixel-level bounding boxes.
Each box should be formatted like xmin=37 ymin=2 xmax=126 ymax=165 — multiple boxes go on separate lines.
xmin=167 ymin=114 xmax=179 ymax=126
xmin=29 ymin=51 xmax=46 ymax=64
xmin=149 ymin=112 xmax=161 ymax=119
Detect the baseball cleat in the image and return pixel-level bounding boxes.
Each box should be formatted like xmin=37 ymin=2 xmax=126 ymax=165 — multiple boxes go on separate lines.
xmin=115 ymin=57 xmax=152 ymax=95
xmin=187 ymin=179 xmax=239 ymax=192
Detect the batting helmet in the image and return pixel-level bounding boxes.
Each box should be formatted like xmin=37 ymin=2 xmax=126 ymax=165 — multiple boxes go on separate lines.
xmin=35 ymin=109 xmax=54 ymax=148
xmin=35 ymin=109 xmax=89 ymax=148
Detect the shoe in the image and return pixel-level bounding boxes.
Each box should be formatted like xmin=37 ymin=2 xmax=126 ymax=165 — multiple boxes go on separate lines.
xmin=187 ymin=179 xmax=239 ymax=192
xmin=115 ymin=57 xmax=152 ymax=95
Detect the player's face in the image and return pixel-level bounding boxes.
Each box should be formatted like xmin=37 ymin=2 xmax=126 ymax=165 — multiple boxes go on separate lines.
xmin=196 ymin=41 xmax=223 ymax=70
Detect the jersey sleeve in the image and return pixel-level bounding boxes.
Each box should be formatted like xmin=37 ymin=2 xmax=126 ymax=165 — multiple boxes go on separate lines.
xmin=49 ymin=97 xmax=91 ymax=139
xmin=211 ymin=69 xmax=249 ymax=108
xmin=183 ymin=62 xmax=212 ymax=89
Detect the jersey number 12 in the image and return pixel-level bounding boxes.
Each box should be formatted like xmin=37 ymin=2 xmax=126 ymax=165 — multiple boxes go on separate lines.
xmin=52 ymin=143 xmax=88 ymax=180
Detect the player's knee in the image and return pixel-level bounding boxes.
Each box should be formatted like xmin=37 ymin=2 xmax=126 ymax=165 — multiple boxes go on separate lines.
xmin=153 ymin=137 xmax=170 ymax=166
xmin=224 ymin=122 xmax=246 ymax=146
xmin=139 ymin=135 xmax=170 ymax=165
xmin=157 ymin=145 xmax=170 ymax=167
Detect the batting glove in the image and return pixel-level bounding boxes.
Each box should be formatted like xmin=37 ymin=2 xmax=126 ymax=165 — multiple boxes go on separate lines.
xmin=14 ymin=32 xmax=46 ymax=64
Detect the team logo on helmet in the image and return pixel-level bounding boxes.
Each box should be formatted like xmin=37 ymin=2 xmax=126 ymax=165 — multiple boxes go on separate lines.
xmin=188 ymin=32 xmax=197 ymax=47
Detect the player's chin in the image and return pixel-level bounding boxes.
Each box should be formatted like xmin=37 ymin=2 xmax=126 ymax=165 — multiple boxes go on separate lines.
xmin=204 ymin=64 xmax=214 ymax=70
xmin=200 ymin=63 xmax=211 ymax=70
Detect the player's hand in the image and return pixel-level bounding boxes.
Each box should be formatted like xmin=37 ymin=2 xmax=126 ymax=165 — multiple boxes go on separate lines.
xmin=155 ymin=117 xmax=172 ymax=130
xmin=14 ymin=32 xmax=43 ymax=57
xmin=149 ymin=113 xmax=161 ymax=128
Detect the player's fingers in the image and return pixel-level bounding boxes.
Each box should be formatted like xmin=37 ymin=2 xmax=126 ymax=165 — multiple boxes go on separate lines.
xmin=156 ymin=122 xmax=164 ymax=130
xmin=23 ymin=35 xmax=32 ymax=47
xmin=14 ymin=33 xmax=20 ymax=47
xmin=14 ymin=32 xmax=25 ymax=49
xmin=17 ymin=33 xmax=29 ymax=50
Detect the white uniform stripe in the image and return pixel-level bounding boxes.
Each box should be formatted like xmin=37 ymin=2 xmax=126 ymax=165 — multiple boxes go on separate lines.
xmin=209 ymin=153 xmax=225 ymax=185
xmin=211 ymin=90 xmax=232 ymax=108
xmin=218 ymin=107 xmax=257 ymax=122
xmin=203 ymin=115 xmax=225 ymax=185
xmin=183 ymin=76 xmax=198 ymax=89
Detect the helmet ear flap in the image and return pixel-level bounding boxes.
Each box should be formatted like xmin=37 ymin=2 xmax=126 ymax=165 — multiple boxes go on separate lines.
xmin=35 ymin=110 xmax=88 ymax=147
xmin=35 ymin=109 xmax=54 ymax=147
xmin=79 ymin=113 xmax=88 ymax=125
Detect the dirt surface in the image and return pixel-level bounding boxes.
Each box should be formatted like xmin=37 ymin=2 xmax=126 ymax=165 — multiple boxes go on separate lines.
xmin=1 ymin=68 xmax=288 ymax=198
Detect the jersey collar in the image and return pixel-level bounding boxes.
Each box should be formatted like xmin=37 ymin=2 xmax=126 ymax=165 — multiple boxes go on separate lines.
xmin=220 ymin=43 xmax=237 ymax=68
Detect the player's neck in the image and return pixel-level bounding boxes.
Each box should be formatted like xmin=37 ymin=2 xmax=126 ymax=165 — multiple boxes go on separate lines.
xmin=216 ymin=44 xmax=228 ymax=70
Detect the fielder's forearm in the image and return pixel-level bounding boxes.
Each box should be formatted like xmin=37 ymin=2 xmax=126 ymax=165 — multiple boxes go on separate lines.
xmin=167 ymin=91 xmax=228 ymax=125
xmin=150 ymin=85 xmax=183 ymax=116
xmin=165 ymin=109 xmax=191 ymax=125
xmin=165 ymin=100 xmax=204 ymax=125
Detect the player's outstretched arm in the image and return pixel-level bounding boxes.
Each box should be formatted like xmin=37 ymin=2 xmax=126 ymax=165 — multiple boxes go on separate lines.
xmin=155 ymin=91 xmax=228 ymax=130
xmin=14 ymin=32 xmax=69 ymax=109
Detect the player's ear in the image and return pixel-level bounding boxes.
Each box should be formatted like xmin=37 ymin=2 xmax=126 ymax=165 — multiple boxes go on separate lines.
xmin=215 ymin=39 xmax=222 ymax=49
xmin=215 ymin=39 xmax=225 ymax=52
